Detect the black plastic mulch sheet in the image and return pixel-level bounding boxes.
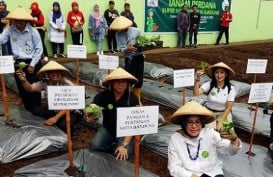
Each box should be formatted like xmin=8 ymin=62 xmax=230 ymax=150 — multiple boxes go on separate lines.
xmin=64 ymin=62 xmax=108 ymax=87
xmin=119 ymin=58 xmax=173 ymax=79
xmin=142 ymin=79 xmax=208 ymax=109
xmin=63 ymin=60 xmax=173 ymax=87
xmin=232 ymin=103 xmax=271 ymax=138
xmin=13 ymin=149 xmax=158 ymax=177
xmin=141 ymin=124 xmax=273 ymax=177
xmin=0 ymin=104 xmax=67 ymax=163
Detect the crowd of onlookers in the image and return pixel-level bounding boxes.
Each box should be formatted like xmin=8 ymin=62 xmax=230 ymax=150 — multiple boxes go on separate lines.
xmin=0 ymin=1 xmax=234 ymax=59
xmin=0 ymin=1 xmax=137 ymax=59
xmin=176 ymin=4 xmax=232 ymax=48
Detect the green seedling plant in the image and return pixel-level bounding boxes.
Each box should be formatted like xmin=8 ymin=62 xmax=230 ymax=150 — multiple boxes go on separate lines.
xmin=199 ymin=61 xmax=207 ymax=70
xmin=85 ymin=104 xmax=102 ymax=120
xmin=220 ymin=119 xmax=236 ymax=135
xmin=16 ymin=61 xmax=28 ymax=70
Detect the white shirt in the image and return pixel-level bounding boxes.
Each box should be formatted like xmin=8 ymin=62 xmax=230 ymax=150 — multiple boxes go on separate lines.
xmin=168 ymin=128 xmax=241 ymax=177
xmin=201 ymin=81 xmax=236 ymax=111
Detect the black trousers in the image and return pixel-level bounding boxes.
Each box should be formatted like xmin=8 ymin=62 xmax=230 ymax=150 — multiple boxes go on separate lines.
xmin=14 ymin=59 xmax=43 ymax=112
xmin=31 ymin=104 xmax=82 ymax=133
xmin=107 ymin=30 xmax=117 ymax=51
xmin=201 ymin=174 xmax=224 ymax=177
xmin=125 ymin=54 xmax=144 ymax=88
xmin=51 ymin=42 xmax=64 ymax=55
xmin=71 ymin=30 xmax=83 ymax=45
xmin=37 ymin=29 xmax=48 ymax=57
xmin=216 ymin=26 xmax=229 ymax=44
xmin=189 ymin=27 xmax=198 ymax=45
xmin=270 ymin=113 xmax=273 ymax=143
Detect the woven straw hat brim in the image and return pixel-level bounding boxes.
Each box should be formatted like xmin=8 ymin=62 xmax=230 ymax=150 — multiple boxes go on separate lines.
xmin=102 ymin=68 xmax=137 ymax=87
xmin=5 ymin=6 xmax=34 ymax=21
xmin=110 ymin=16 xmax=133 ymax=31
xmin=170 ymin=101 xmax=216 ymax=125
xmin=206 ymin=62 xmax=235 ymax=78
xmin=37 ymin=61 xmax=69 ymax=76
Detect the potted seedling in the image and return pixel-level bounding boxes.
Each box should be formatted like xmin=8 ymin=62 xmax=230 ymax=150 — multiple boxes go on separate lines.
xmin=85 ymin=103 xmax=102 ymax=121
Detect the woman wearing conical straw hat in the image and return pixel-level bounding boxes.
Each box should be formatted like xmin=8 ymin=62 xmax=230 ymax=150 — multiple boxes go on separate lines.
xmin=168 ymin=101 xmax=241 ymax=177
xmin=16 ymin=60 xmax=82 ymax=138
xmin=0 ymin=6 xmax=43 ymax=112
xmin=110 ymin=16 xmax=144 ymax=106
xmin=193 ymin=62 xmax=236 ymax=132
xmin=86 ymin=67 xmax=138 ymax=160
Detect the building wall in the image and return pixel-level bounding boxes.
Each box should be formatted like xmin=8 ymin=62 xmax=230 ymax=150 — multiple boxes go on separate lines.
xmin=7 ymin=0 xmax=273 ymax=54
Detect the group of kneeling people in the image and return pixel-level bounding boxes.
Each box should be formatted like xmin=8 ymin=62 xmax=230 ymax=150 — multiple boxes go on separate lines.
xmin=16 ymin=60 xmax=273 ymax=177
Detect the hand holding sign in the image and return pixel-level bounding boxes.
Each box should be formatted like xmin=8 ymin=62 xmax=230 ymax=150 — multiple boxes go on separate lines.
xmin=173 ymin=69 xmax=195 ymax=88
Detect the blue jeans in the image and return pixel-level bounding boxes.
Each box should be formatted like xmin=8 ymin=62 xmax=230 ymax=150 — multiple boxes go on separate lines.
xmin=97 ymin=39 xmax=102 ymax=51
xmin=90 ymin=126 xmax=133 ymax=157
xmin=177 ymin=29 xmax=188 ymax=48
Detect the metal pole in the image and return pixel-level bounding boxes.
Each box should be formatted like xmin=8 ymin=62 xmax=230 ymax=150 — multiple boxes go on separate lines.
xmin=256 ymin=0 xmax=262 ymax=29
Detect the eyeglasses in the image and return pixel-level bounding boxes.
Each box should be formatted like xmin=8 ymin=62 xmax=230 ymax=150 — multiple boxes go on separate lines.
xmin=187 ymin=121 xmax=202 ymax=127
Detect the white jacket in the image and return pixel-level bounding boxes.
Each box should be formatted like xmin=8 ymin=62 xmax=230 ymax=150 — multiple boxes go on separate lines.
xmin=168 ymin=127 xmax=241 ymax=177
xmin=48 ymin=12 xmax=66 ymax=43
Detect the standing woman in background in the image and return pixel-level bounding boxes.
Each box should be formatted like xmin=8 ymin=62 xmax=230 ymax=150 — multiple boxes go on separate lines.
xmin=30 ymin=2 xmax=49 ymax=61
xmin=0 ymin=1 xmax=12 ymax=55
xmin=49 ymin=2 xmax=66 ymax=59
xmin=88 ymin=4 xmax=108 ymax=55
xmin=67 ymin=1 xmax=85 ymax=45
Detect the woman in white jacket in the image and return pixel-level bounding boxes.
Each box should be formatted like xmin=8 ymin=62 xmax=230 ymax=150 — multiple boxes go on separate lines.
xmin=168 ymin=101 xmax=241 ymax=177
xmin=49 ymin=2 xmax=66 ymax=59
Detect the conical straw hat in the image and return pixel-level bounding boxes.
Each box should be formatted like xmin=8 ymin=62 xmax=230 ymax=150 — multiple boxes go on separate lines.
xmin=5 ymin=6 xmax=34 ymax=21
xmin=206 ymin=62 xmax=235 ymax=78
xmin=170 ymin=101 xmax=216 ymax=125
xmin=102 ymin=67 xmax=137 ymax=86
xmin=37 ymin=60 xmax=69 ymax=76
xmin=110 ymin=16 xmax=133 ymax=31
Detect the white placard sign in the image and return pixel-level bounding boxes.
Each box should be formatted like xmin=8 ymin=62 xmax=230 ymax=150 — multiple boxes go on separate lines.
xmin=67 ymin=45 xmax=87 ymax=59
xmin=246 ymin=59 xmax=268 ymax=74
xmin=0 ymin=56 xmax=14 ymax=74
xmin=99 ymin=55 xmax=119 ymax=70
xmin=116 ymin=106 xmax=159 ymax=137
xmin=47 ymin=86 xmax=85 ymax=110
xmin=248 ymin=83 xmax=273 ymax=103
xmin=173 ymin=69 xmax=195 ymax=88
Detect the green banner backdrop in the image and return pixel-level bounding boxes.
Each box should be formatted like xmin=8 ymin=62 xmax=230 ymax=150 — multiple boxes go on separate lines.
xmin=144 ymin=0 xmax=232 ymax=33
